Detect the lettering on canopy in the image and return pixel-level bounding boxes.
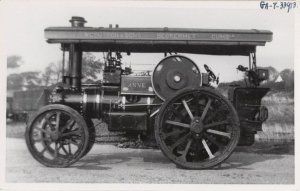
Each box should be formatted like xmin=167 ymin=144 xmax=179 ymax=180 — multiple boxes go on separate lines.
xmin=82 ymin=31 xmax=237 ymax=41
xmin=211 ymin=34 xmax=236 ymax=40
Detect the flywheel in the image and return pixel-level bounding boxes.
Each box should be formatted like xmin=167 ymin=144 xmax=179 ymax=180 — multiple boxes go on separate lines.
xmin=152 ymin=55 xmax=202 ymax=101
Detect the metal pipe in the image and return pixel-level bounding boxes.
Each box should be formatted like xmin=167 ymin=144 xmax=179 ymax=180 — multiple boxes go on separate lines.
xmin=62 ymin=46 xmax=66 ymax=83
xmin=65 ymin=45 xmax=72 ymax=86
xmin=69 ymin=44 xmax=82 ymax=90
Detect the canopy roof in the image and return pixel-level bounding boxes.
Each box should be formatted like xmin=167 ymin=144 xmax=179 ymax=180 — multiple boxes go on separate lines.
xmin=45 ymin=26 xmax=273 ymax=55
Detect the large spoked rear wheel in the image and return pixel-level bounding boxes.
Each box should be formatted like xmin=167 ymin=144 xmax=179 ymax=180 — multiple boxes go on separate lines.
xmin=155 ymin=87 xmax=240 ymax=169
xmin=25 ymin=104 xmax=89 ymax=167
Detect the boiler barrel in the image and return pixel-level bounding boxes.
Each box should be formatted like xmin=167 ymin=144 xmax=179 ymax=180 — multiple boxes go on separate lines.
xmin=50 ymin=86 xmax=120 ymax=118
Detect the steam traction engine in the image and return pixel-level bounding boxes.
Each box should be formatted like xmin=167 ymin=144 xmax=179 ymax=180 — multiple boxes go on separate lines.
xmin=25 ymin=17 xmax=273 ymax=169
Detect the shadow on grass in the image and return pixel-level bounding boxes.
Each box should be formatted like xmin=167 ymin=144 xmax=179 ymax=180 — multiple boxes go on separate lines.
xmin=74 ymin=150 xmax=171 ymax=170
xmin=73 ymin=144 xmax=291 ymax=171
xmin=235 ymin=142 xmax=294 ymax=155
xmin=216 ymin=152 xmax=285 ymax=170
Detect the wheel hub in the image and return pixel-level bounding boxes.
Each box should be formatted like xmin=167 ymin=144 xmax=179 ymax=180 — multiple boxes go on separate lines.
xmin=190 ymin=117 xmax=204 ymax=134
xmin=50 ymin=131 xmax=60 ymax=141
xmin=173 ymin=75 xmax=181 ymax=82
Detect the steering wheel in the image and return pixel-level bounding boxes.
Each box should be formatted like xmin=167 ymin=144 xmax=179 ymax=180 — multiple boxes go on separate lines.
xmin=204 ymin=64 xmax=217 ymax=80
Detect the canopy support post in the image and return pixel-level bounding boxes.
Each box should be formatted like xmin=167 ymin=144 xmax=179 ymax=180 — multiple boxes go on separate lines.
xmin=248 ymin=48 xmax=257 ymax=71
xmin=61 ymin=44 xmax=65 ymax=83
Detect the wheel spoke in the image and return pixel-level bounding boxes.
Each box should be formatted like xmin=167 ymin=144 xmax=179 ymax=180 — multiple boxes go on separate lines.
xmin=202 ymin=139 xmax=215 ymax=159
xmin=193 ymin=93 xmax=201 ymax=116
xmin=163 ymin=129 xmax=186 ymax=139
xmin=170 ymin=132 xmax=191 ymax=151
xmin=204 ymin=106 xmax=225 ymax=123
xmin=41 ymin=143 xmax=54 ymax=157
xmin=42 ymin=113 xmax=54 ymax=127
xmin=165 ymin=120 xmax=190 ymax=129
xmin=57 ymin=143 xmax=63 ymax=152
xmin=61 ymin=130 xmax=81 ymax=137
xmin=34 ymin=127 xmax=52 ymax=135
xmin=40 ymin=147 xmax=47 ymax=155
xmin=68 ymin=143 xmax=72 ymax=154
xmin=206 ymin=129 xmax=231 ymax=139
xmin=60 ymin=119 xmax=75 ymax=133
xmin=170 ymin=105 xmax=185 ymax=121
xmin=44 ymin=117 xmax=53 ymax=127
xmin=182 ymin=99 xmax=194 ymax=120
xmin=204 ymin=120 xmax=229 ymax=129
xmin=34 ymin=137 xmax=51 ymax=142
xmin=200 ymin=98 xmax=212 ymax=121
xmin=59 ymin=145 xmax=68 ymax=155
xmin=203 ymin=133 xmax=224 ymax=148
xmin=55 ymin=112 xmax=61 ymax=132
xmin=70 ymin=139 xmax=80 ymax=146
xmin=54 ymin=142 xmax=58 ymax=159
xmin=179 ymin=138 xmax=192 ymax=161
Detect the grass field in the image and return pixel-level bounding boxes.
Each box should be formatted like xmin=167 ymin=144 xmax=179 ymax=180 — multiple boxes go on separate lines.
xmin=257 ymin=91 xmax=294 ymax=143
xmin=263 ymin=91 xmax=294 ymax=125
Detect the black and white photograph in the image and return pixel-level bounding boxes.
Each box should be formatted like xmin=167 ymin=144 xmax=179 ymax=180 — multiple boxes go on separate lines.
xmin=0 ymin=0 xmax=298 ymax=190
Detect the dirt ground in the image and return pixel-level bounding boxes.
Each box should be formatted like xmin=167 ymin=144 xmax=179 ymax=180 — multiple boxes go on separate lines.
xmin=5 ymin=138 xmax=294 ymax=184
xmin=5 ymin=121 xmax=295 ymax=184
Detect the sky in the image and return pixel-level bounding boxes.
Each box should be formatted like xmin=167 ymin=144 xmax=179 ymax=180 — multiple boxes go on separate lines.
xmin=1 ymin=1 xmax=296 ymax=82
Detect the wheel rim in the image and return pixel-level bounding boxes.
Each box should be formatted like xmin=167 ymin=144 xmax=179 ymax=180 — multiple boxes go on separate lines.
xmin=26 ymin=106 xmax=89 ymax=167
xmin=155 ymin=89 xmax=240 ymax=169
xmin=81 ymin=118 xmax=95 ymax=158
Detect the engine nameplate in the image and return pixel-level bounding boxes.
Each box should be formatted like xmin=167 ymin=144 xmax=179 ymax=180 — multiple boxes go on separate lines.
xmin=121 ymin=76 xmax=155 ymax=95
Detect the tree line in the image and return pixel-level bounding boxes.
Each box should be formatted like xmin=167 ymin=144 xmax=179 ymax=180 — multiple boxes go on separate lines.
xmin=218 ymin=66 xmax=294 ymax=96
xmin=7 ymin=53 xmax=104 ymax=90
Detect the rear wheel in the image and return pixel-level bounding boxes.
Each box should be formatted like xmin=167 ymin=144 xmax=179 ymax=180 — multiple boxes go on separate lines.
xmin=155 ymin=87 xmax=240 ymax=169
xmin=25 ymin=104 xmax=89 ymax=167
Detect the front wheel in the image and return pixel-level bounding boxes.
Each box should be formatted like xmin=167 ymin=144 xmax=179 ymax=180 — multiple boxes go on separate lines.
xmin=155 ymin=87 xmax=240 ymax=169
xmin=81 ymin=118 xmax=95 ymax=158
xmin=25 ymin=104 xmax=89 ymax=167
